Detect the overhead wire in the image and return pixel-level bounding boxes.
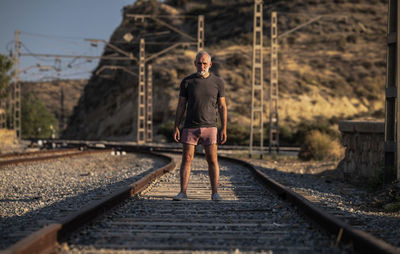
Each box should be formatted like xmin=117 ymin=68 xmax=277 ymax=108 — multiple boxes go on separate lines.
xmin=16 ymin=31 xmax=104 ymax=81
xmin=19 ymin=31 xmax=96 ymax=47
xmin=20 ymin=42 xmax=54 ymax=62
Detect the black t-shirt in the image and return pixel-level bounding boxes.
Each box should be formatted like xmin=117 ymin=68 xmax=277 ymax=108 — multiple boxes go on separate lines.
xmin=179 ymin=73 xmax=225 ymax=128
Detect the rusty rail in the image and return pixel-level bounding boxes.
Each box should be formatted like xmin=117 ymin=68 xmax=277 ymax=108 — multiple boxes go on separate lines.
xmin=0 ymin=149 xmax=111 ymax=168
xmin=0 ymin=148 xmax=77 ymax=159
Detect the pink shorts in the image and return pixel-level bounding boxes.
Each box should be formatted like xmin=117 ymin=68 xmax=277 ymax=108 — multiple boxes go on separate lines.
xmin=181 ymin=127 xmax=218 ymax=146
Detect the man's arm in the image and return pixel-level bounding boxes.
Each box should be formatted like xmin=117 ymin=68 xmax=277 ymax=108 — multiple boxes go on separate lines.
xmin=218 ymin=97 xmax=227 ymax=144
xmin=173 ymin=96 xmax=187 ymax=142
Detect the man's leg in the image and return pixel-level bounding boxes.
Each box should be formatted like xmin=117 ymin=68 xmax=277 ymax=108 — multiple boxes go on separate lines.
xmin=204 ymin=144 xmax=219 ymax=194
xmin=180 ymin=143 xmax=195 ymax=193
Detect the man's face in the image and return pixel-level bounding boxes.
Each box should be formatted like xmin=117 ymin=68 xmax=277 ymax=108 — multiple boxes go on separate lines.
xmin=194 ymin=54 xmax=212 ymax=77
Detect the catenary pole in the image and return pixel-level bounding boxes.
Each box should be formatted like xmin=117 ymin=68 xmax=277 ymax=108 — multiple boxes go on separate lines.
xmin=269 ymin=12 xmax=279 ymax=153
xmin=137 ymin=38 xmax=146 ymax=144
xmin=13 ymin=30 xmax=21 ymax=139
xmin=250 ymin=0 xmax=264 ymax=158
xmin=384 ymin=0 xmax=398 ymax=181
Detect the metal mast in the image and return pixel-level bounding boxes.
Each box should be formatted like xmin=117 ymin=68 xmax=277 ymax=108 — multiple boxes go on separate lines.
xmin=269 ymin=12 xmax=279 ymax=153
xmin=146 ymin=64 xmax=153 ymax=142
xmin=137 ymin=38 xmax=146 ymax=144
xmin=198 ymin=15 xmax=204 ymax=51
xmin=13 ymin=30 xmax=21 ymax=139
xmin=385 ymin=0 xmax=400 ymax=180
xmin=250 ymin=0 xmax=264 ymax=158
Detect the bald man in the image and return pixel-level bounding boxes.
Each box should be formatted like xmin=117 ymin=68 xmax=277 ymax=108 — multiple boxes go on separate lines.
xmin=173 ymin=51 xmax=227 ymax=201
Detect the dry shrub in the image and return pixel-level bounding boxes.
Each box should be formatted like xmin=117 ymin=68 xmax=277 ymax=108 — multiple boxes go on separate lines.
xmin=298 ymin=130 xmax=344 ymax=161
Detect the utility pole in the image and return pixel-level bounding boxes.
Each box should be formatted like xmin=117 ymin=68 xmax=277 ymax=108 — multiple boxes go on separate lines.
xmin=137 ymin=38 xmax=146 ymax=144
xmin=60 ymin=85 xmax=65 ymax=132
xmin=250 ymin=0 xmax=264 ymax=158
xmin=265 ymin=13 xmax=330 ymax=154
xmin=384 ymin=0 xmax=399 ymax=180
xmin=269 ymin=12 xmax=279 ymax=153
xmin=146 ymin=64 xmax=153 ymax=142
xmin=13 ymin=30 xmax=21 ymax=139
xmin=198 ymin=15 xmax=204 ymax=51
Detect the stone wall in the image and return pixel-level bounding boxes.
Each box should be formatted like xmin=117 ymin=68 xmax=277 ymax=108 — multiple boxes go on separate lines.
xmin=338 ymin=120 xmax=384 ymax=182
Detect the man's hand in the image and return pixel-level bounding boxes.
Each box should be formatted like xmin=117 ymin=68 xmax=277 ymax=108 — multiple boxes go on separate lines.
xmin=173 ymin=96 xmax=187 ymax=143
xmin=219 ymin=129 xmax=227 ymax=145
xmin=173 ymin=127 xmax=180 ymax=143
xmin=217 ymin=97 xmax=227 ymax=145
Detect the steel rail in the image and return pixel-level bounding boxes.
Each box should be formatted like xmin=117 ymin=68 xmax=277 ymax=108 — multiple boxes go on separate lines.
xmin=42 ymin=139 xmax=301 ymax=153
xmin=219 ymin=155 xmax=400 ymax=254
xmin=0 ymin=149 xmax=112 ymax=168
xmin=1 ymin=150 xmax=176 ymax=254
xmin=0 ymin=148 xmax=78 ymax=159
xmin=143 ymin=146 xmax=400 ymax=253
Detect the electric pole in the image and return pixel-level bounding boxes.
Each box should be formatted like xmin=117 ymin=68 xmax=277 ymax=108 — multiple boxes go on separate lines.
xmin=384 ymin=0 xmax=400 ymax=180
xmin=198 ymin=15 xmax=204 ymax=51
xmin=13 ymin=30 xmax=21 ymax=139
xmin=146 ymin=64 xmax=153 ymax=142
xmin=60 ymin=85 xmax=65 ymax=132
xmin=250 ymin=0 xmax=264 ymax=158
xmin=269 ymin=12 xmax=279 ymax=153
xmin=137 ymin=38 xmax=146 ymax=144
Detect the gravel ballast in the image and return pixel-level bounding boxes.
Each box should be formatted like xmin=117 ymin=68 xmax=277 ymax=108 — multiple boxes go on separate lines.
xmin=248 ymin=157 xmax=400 ymax=250
xmin=0 ymin=151 xmax=167 ymax=249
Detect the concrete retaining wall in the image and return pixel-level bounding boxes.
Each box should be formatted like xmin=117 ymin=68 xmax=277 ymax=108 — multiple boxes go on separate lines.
xmin=338 ymin=120 xmax=384 ymax=182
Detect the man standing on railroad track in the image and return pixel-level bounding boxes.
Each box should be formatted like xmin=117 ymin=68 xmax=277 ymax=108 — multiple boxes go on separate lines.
xmin=173 ymin=51 xmax=227 ymax=202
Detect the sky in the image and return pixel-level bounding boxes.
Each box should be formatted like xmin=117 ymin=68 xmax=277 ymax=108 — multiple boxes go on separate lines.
xmin=0 ymin=0 xmax=135 ymax=81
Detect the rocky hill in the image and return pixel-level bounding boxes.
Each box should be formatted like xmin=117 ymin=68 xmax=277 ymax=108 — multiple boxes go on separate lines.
xmin=63 ymin=0 xmax=388 ymax=144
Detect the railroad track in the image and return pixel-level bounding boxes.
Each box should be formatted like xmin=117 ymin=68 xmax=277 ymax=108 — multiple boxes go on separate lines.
xmin=0 ymin=148 xmax=78 ymax=160
xmin=2 ymin=144 xmax=399 ymax=254
xmin=0 ymin=148 xmax=110 ymax=168
xmin=61 ymin=154 xmax=345 ymax=253
xmin=1 ymin=149 xmax=175 ymax=254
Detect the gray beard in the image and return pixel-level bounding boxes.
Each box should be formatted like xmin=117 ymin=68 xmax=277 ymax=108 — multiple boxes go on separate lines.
xmin=198 ymin=68 xmax=209 ymax=77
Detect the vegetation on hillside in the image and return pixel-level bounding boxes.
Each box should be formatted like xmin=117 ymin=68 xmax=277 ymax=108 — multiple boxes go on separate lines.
xmin=21 ymin=79 xmax=86 ymax=133
xmin=21 ymin=93 xmax=58 ymax=139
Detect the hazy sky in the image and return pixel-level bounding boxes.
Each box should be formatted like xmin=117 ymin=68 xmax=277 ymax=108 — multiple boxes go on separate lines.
xmin=0 ymin=0 xmax=135 ymax=81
